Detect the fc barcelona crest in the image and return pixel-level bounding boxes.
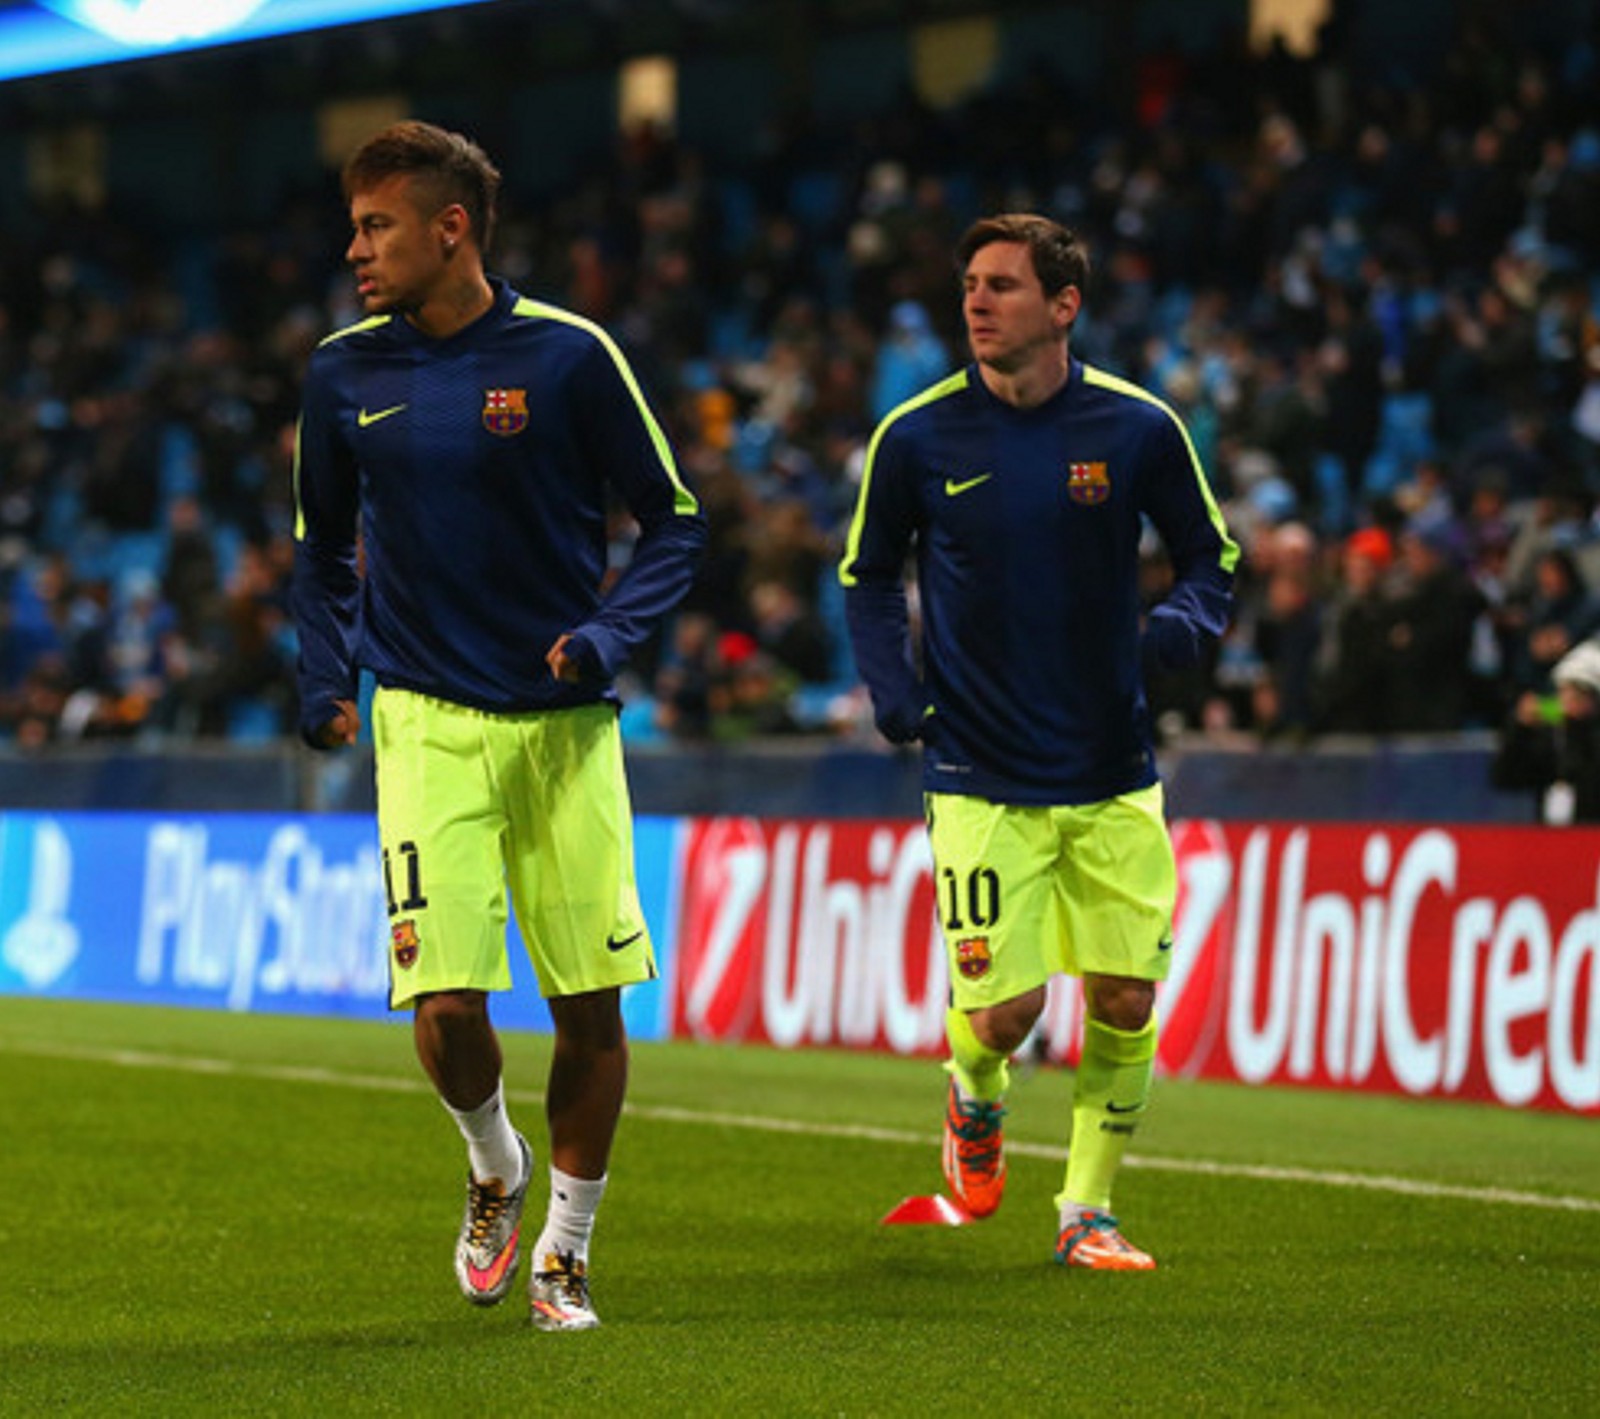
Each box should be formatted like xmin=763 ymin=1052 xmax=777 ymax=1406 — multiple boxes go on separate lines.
xmin=482 ymin=388 xmax=529 ymax=436
xmin=391 ymin=919 xmax=421 ymax=970
xmin=955 ymin=936 xmax=992 ymax=980
xmin=1067 ymin=461 xmax=1110 ymax=505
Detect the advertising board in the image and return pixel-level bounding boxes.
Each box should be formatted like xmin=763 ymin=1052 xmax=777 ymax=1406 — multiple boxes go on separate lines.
xmin=668 ymin=817 xmax=1600 ymax=1114
xmin=0 ymin=810 xmax=682 ymax=1041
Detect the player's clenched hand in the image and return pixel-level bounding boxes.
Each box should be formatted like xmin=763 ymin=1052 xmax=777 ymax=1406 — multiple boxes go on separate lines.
xmin=546 ymin=633 xmax=583 ymax=684
xmin=311 ymin=699 xmax=361 ymax=748
xmin=876 ymin=697 xmax=926 ymax=744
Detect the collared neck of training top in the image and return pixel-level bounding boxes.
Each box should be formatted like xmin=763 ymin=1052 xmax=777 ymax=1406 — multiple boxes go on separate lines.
xmin=395 ymin=275 xmax=513 ymax=346
xmin=970 ymin=354 xmax=1081 ymax=415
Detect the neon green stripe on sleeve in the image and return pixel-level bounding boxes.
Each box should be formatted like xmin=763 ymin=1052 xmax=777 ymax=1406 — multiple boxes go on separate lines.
xmin=292 ymin=416 xmax=306 ymax=541
xmin=839 ymin=370 xmax=969 ymax=587
xmin=1083 ymin=365 xmax=1240 ymax=573
xmin=513 ymin=297 xmax=699 ymax=514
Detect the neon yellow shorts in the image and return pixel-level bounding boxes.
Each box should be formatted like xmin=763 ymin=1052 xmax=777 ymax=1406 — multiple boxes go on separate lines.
xmin=372 ymin=688 xmax=655 ymax=1008
xmin=925 ymin=783 xmax=1176 ymax=1011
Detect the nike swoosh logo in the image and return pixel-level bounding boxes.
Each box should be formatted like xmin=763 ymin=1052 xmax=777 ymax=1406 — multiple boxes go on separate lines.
xmin=1106 ymin=1101 xmax=1144 ymax=1115
xmin=606 ymin=930 xmax=643 ymax=952
xmin=464 ymin=1223 xmax=520 ymax=1292
xmin=1158 ymin=938 xmax=1173 ymax=952
xmin=944 ymin=473 xmax=993 ymax=497
xmin=357 ymin=403 xmax=407 ymax=427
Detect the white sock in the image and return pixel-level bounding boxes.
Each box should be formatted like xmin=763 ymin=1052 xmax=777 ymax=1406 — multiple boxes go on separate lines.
xmin=534 ymin=1167 xmax=607 ymax=1267
xmin=442 ymin=1081 xmax=524 ymax=1189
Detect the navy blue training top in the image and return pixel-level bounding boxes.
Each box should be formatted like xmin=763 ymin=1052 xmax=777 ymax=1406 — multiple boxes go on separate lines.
xmin=292 ymin=278 xmax=705 ymax=741
xmin=839 ymin=359 xmax=1238 ymax=805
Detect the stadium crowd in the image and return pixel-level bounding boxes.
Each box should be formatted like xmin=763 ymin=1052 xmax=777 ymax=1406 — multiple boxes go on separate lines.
xmin=2 ymin=7 xmax=1599 ymax=760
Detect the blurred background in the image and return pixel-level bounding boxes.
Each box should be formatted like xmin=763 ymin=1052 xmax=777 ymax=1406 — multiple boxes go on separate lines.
xmin=1 ymin=0 xmax=1598 ymax=820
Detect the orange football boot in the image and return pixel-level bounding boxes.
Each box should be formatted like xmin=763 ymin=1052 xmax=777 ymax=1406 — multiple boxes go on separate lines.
xmin=942 ymin=1079 xmax=1006 ymax=1218
xmin=1054 ymin=1212 xmax=1156 ymax=1271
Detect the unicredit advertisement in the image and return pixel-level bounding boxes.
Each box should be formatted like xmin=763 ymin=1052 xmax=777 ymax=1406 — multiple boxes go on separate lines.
xmin=668 ymin=817 xmax=1600 ymax=1116
xmin=5 ymin=810 xmax=1598 ymax=1114
xmin=0 ymin=811 xmax=682 ymax=1041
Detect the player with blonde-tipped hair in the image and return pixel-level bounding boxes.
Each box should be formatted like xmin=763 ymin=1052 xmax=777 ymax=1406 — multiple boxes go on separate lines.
xmin=294 ymin=121 xmax=704 ymax=1327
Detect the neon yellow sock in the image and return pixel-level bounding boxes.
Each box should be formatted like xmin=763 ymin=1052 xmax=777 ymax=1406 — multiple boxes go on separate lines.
xmin=1056 ymin=1014 xmax=1157 ymax=1214
xmin=944 ymin=1006 xmax=1009 ymax=1103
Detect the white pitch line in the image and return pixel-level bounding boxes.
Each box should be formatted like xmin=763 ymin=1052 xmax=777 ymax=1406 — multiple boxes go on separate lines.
xmin=8 ymin=1037 xmax=1600 ymax=1215
xmin=633 ymin=1102 xmax=1600 ymax=1214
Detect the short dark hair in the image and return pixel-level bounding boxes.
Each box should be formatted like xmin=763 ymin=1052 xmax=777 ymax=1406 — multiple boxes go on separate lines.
xmin=956 ymin=214 xmax=1090 ymax=298
xmin=342 ymin=120 xmax=502 ymax=252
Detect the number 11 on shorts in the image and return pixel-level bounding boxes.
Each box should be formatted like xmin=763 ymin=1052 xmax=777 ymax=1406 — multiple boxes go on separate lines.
xmin=384 ymin=839 xmax=429 ymax=915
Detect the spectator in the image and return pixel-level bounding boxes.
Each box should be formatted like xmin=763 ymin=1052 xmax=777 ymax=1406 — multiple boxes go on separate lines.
xmin=1316 ymin=526 xmax=1395 ymax=734
xmin=1382 ymin=523 xmax=1484 ymax=731
xmin=712 ymin=630 xmax=799 ymax=738
xmin=870 ymin=299 xmax=948 ymax=421
xmin=1492 ymin=636 xmax=1600 ymax=823
xmin=749 ymin=577 xmax=834 ymax=685
xmin=106 ymin=569 xmax=179 ymax=731
xmin=653 ymin=611 xmax=722 ymax=742
xmin=1318 ymin=282 xmax=1386 ymax=510
xmin=1504 ymin=545 xmax=1600 ymax=696
xmin=1251 ymin=521 xmax=1322 ymax=739
xmin=160 ymin=494 xmax=221 ymax=642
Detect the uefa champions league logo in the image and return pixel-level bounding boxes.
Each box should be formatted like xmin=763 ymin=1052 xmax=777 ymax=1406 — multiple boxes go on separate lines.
xmin=40 ymin=1 xmax=271 ymax=46
xmin=0 ymin=819 xmax=79 ymax=990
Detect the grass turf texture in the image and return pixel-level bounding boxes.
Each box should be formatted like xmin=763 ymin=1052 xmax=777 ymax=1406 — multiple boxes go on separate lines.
xmin=1 ymin=998 xmax=1597 ymax=1416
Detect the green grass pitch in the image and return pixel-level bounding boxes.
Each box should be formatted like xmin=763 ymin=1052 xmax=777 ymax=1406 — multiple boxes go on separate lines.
xmin=1 ymin=997 xmax=1597 ymax=1416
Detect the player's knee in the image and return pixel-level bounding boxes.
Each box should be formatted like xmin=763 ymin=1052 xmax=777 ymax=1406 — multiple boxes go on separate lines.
xmin=969 ymin=988 xmax=1045 ymax=1054
xmin=415 ymin=988 xmax=491 ymax=1038
xmin=1083 ymin=974 xmax=1155 ymax=1032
